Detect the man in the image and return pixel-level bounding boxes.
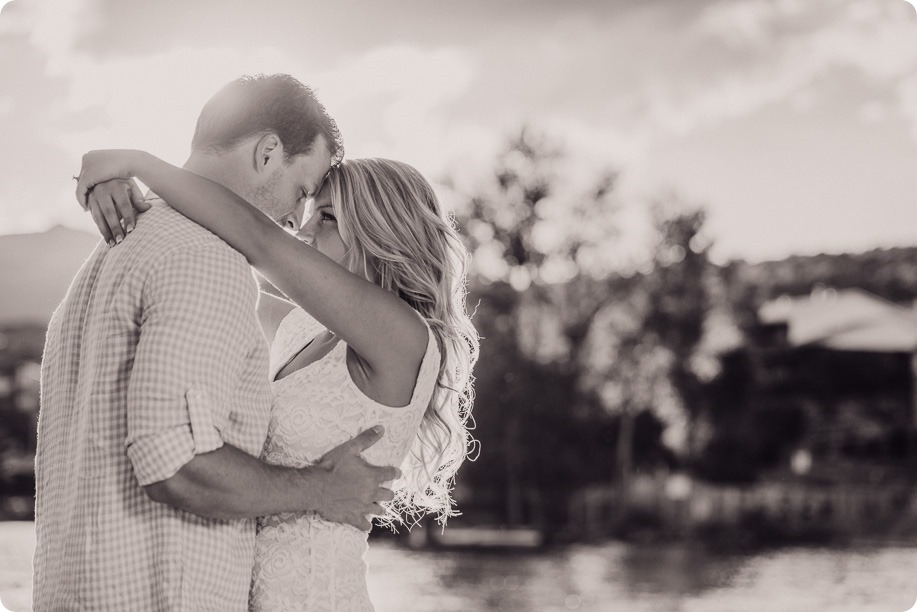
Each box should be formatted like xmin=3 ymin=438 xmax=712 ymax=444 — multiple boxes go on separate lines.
xmin=34 ymin=74 xmax=398 ymax=610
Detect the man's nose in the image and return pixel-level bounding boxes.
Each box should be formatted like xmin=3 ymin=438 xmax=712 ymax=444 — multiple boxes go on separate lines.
xmin=291 ymin=198 xmax=307 ymax=228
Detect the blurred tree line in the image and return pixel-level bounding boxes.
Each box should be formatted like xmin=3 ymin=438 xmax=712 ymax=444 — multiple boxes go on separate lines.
xmin=447 ymin=128 xmax=713 ymax=530
xmin=447 ymin=127 xmax=917 ymax=531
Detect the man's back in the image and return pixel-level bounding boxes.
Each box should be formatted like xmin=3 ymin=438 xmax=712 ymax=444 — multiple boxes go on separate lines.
xmin=34 ymin=202 xmax=272 ymax=611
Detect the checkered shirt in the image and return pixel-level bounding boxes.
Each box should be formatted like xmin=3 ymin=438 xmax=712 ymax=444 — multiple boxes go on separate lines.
xmin=33 ymin=199 xmax=272 ymax=611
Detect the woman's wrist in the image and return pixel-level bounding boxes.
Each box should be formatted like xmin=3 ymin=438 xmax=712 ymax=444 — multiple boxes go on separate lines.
xmin=127 ymin=149 xmax=153 ymax=181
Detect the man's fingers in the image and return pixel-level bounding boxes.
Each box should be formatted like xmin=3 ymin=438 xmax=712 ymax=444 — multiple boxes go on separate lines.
xmin=367 ymin=502 xmax=385 ymax=516
xmin=345 ymin=515 xmax=373 ymax=532
xmin=375 ymin=465 xmax=401 ymax=483
xmin=321 ymin=426 xmax=383 ymax=461
xmin=88 ymin=195 xmax=114 ymax=245
xmin=375 ymin=487 xmax=395 ymax=503
xmin=347 ymin=426 xmax=385 ymax=453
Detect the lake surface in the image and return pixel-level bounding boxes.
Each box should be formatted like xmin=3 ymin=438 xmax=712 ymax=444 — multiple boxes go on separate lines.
xmin=1 ymin=522 xmax=915 ymax=611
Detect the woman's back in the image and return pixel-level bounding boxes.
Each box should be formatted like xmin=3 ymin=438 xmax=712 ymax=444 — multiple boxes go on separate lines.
xmin=251 ymin=307 xmax=440 ymax=611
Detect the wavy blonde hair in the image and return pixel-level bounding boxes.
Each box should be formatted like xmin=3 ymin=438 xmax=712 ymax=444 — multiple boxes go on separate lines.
xmin=326 ymin=158 xmax=479 ymax=527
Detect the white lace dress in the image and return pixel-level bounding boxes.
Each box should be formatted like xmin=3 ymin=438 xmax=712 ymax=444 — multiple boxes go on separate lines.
xmin=250 ymin=307 xmax=440 ymax=611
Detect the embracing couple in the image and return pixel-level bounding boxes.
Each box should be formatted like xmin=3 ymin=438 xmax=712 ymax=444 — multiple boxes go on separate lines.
xmin=33 ymin=74 xmax=478 ymax=611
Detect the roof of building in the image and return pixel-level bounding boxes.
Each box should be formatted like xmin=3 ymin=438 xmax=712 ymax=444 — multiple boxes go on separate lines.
xmin=759 ymin=287 xmax=917 ymax=352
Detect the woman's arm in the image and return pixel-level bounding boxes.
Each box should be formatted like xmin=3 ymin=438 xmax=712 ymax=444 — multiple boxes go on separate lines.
xmin=79 ymin=150 xmax=428 ymax=375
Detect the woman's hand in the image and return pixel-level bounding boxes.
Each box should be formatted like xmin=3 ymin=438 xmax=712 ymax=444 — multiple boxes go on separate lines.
xmin=75 ymin=150 xmax=139 ymax=208
xmin=75 ymin=150 xmax=151 ymax=245
xmin=86 ymin=178 xmax=151 ymax=245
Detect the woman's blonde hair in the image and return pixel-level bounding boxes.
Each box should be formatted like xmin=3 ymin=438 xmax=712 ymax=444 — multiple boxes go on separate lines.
xmin=326 ymin=158 xmax=479 ymax=526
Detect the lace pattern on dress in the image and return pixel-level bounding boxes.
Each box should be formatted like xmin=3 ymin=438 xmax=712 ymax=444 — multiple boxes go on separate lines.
xmin=250 ymin=307 xmax=440 ymax=611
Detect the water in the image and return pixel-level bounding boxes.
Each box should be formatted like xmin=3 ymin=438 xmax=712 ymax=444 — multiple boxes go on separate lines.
xmin=2 ymin=522 xmax=915 ymax=611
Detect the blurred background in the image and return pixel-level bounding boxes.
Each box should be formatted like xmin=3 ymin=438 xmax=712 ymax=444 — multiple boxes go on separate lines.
xmin=2 ymin=0 xmax=917 ymax=610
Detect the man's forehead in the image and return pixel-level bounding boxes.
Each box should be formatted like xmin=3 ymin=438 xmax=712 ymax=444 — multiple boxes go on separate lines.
xmin=312 ymin=184 xmax=333 ymax=206
xmin=300 ymin=168 xmax=328 ymax=197
xmin=298 ymin=157 xmax=331 ymax=193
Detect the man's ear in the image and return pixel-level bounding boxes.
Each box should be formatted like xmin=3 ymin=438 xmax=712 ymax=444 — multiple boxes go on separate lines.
xmin=253 ymin=133 xmax=285 ymax=174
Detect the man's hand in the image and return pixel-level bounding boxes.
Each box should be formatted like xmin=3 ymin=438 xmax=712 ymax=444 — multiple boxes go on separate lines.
xmin=310 ymin=426 xmax=401 ymax=531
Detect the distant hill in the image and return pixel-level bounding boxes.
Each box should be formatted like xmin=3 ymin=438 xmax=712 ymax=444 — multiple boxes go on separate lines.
xmin=0 ymin=224 xmax=913 ymax=330
xmin=727 ymin=247 xmax=917 ymax=303
xmin=0 ymin=226 xmax=100 ymax=326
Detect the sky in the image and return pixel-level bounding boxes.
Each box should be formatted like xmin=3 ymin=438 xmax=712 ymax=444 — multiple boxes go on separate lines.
xmin=1 ymin=0 xmax=917 ymax=263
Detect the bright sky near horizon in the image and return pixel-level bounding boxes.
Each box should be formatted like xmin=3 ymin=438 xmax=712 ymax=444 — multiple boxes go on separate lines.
xmin=1 ymin=0 xmax=917 ymax=263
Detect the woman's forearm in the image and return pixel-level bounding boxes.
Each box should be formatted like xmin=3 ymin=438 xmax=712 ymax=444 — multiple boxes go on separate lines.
xmin=130 ymin=151 xmax=275 ymax=266
xmin=127 ymin=151 xmax=427 ymax=369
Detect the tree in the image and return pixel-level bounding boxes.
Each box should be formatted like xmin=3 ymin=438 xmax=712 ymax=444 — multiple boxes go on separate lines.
xmin=452 ymin=127 xmax=712 ymax=530
xmin=452 ymin=127 xmax=619 ymax=526
xmin=643 ymin=200 xmax=712 ymax=457
xmin=580 ymin=199 xmax=712 ymax=521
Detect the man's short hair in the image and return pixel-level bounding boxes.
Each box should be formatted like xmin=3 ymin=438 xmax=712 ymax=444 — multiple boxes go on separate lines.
xmin=191 ymin=74 xmax=343 ymax=165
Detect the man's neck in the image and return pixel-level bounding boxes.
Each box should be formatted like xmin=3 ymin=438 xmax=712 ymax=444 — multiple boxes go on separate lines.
xmin=183 ymin=152 xmax=235 ymax=188
xmin=181 ymin=149 xmax=276 ymax=222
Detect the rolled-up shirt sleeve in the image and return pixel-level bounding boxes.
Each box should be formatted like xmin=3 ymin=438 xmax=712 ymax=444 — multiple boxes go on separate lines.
xmin=125 ymin=243 xmax=260 ymax=486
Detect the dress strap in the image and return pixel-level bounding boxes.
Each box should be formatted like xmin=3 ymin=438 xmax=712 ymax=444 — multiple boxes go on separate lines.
xmin=408 ymin=318 xmax=442 ymax=408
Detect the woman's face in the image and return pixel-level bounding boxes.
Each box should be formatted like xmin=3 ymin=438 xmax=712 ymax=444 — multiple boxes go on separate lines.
xmin=296 ymin=187 xmax=348 ymax=265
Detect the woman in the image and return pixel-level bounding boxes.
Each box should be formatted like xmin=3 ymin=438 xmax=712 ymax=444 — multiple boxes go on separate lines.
xmin=76 ymin=151 xmax=479 ymax=611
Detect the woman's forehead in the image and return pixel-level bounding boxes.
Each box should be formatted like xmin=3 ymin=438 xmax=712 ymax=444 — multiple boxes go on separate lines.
xmin=311 ymin=188 xmax=333 ymax=209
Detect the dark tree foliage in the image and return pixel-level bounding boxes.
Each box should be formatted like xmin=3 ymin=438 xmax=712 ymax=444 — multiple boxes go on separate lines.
xmin=642 ymin=203 xmax=712 ymax=453
xmin=452 ymin=128 xmax=689 ymax=528
xmin=452 ymin=128 xmax=635 ymax=526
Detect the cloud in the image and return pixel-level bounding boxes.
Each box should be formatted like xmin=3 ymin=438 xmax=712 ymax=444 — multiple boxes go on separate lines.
xmin=0 ymin=0 xmax=98 ymax=73
xmin=55 ymin=43 xmax=482 ymax=177
xmin=310 ymin=45 xmax=482 ymax=175
xmin=1 ymin=0 xmax=915 ymax=260
xmin=686 ymin=0 xmax=917 ymax=134
xmin=0 ymin=0 xmax=482 ymax=232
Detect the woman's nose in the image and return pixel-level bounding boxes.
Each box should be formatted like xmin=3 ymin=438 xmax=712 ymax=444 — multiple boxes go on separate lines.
xmin=297 ymin=225 xmax=315 ymax=245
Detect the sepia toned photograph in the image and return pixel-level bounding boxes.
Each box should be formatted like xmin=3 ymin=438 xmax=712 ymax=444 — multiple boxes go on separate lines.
xmin=2 ymin=0 xmax=917 ymax=610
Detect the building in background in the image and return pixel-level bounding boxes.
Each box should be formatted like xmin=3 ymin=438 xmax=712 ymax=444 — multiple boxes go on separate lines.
xmin=756 ymin=287 xmax=917 ymax=474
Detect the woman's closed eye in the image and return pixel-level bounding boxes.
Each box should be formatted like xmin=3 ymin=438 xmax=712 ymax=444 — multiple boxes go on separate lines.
xmin=319 ymin=211 xmax=336 ymax=224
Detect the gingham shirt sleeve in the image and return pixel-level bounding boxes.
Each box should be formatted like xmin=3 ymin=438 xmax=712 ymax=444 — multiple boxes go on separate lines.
xmin=125 ymin=243 xmax=260 ymax=486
